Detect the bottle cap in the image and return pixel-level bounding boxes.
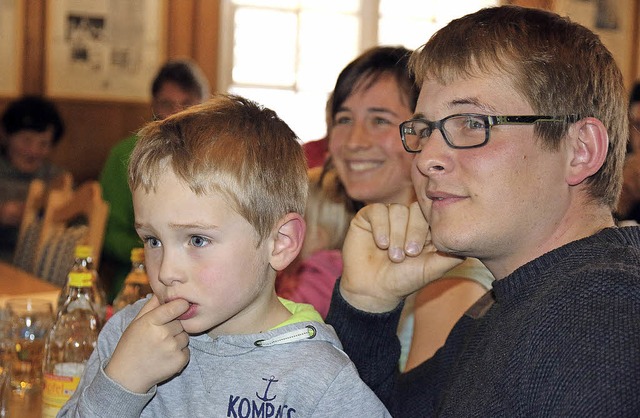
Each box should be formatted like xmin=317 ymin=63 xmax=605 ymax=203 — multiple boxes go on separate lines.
xmin=75 ymin=245 xmax=92 ymax=259
xmin=130 ymin=248 xmax=145 ymax=263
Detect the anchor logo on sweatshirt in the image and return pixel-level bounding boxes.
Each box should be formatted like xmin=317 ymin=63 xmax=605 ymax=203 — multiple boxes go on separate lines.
xmin=227 ymin=375 xmax=298 ymax=417
xmin=256 ymin=376 xmax=278 ymax=401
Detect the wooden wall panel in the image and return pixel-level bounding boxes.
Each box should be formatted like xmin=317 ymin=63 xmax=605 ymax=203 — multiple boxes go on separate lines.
xmin=194 ymin=0 xmax=220 ymax=91
xmin=50 ymin=100 xmax=152 ymax=184
xmin=166 ymin=0 xmax=219 ymax=91
xmin=167 ymin=0 xmax=196 ymax=58
xmin=23 ymin=0 xmax=45 ymax=94
xmin=632 ymin=1 xmax=640 ymax=84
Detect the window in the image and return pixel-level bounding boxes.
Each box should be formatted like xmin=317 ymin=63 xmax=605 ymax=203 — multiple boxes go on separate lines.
xmin=219 ymin=0 xmax=498 ymax=142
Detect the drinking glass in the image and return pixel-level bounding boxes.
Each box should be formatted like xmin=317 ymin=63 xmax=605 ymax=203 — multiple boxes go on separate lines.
xmin=5 ymin=298 xmax=53 ymax=394
xmin=0 ymin=308 xmax=11 ymax=417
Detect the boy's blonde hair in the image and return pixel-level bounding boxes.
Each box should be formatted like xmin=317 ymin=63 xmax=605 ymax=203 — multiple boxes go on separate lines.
xmin=128 ymin=94 xmax=308 ymax=243
xmin=304 ymin=166 xmax=355 ymax=252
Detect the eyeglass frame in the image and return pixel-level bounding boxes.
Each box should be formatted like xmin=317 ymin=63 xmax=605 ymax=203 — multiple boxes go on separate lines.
xmin=399 ymin=113 xmax=581 ymax=153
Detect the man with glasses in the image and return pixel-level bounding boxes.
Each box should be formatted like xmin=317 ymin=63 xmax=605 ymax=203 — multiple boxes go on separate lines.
xmin=326 ymin=5 xmax=640 ymax=417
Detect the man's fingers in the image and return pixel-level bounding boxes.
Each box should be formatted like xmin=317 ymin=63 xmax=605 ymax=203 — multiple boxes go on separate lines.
xmin=353 ymin=203 xmax=396 ymax=250
xmin=387 ymin=204 xmax=410 ymax=262
xmin=405 ymin=201 xmax=430 ymax=256
xmin=386 ymin=202 xmax=430 ymax=261
xmin=352 ymin=202 xmax=433 ymax=261
xmin=352 ymin=204 xmax=385 ymax=240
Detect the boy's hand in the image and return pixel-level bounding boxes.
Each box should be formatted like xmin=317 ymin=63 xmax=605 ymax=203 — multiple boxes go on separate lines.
xmin=105 ymin=295 xmax=190 ymax=393
xmin=339 ymin=202 xmax=464 ymax=313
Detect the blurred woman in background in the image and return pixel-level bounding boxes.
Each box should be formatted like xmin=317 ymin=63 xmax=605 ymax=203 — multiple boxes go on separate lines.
xmin=0 ymin=96 xmax=68 ymax=262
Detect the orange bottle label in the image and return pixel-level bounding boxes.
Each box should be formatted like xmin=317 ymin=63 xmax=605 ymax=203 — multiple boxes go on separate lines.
xmin=42 ymin=373 xmax=81 ymax=417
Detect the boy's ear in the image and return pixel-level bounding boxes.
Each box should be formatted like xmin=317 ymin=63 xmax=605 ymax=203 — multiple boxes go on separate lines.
xmin=269 ymin=213 xmax=306 ymax=271
xmin=565 ymin=117 xmax=609 ymax=186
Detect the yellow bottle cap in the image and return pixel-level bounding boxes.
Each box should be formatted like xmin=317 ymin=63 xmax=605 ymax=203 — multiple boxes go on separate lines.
xmin=130 ymin=248 xmax=145 ymax=263
xmin=75 ymin=245 xmax=92 ymax=259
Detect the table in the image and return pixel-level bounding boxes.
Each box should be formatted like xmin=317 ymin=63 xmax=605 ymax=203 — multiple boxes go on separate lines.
xmin=0 ymin=261 xmax=60 ymax=295
xmin=4 ymin=389 xmax=42 ymax=418
xmin=0 ymin=262 xmax=61 ymax=313
xmin=0 ymin=261 xmax=60 ymax=418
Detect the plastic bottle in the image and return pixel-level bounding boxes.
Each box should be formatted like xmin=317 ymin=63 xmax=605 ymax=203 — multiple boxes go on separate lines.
xmin=112 ymin=248 xmax=152 ymax=312
xmin=42 ymin=256 xmax=100 ymax=418
xmin=56 ymin=245 xmax=107 ymax=324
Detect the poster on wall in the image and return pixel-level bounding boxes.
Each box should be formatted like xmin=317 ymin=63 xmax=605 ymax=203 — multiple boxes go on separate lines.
xmin=0 ymin=0 xmax=23 ymax=97
xmin=46 ymin=0 xmax=166 ymax=102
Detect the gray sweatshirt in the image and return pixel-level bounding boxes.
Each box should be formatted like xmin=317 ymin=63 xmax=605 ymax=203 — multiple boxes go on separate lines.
xmin=58 ymin=298 xmax=391 ymax=417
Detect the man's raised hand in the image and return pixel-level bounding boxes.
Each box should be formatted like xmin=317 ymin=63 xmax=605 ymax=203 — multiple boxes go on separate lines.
xmin=340 ymin=202 xmax=464 ymax=313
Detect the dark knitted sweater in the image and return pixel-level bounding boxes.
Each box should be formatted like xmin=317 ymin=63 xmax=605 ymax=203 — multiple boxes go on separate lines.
xmin=327 ymin=226 xmax=640 ymax=417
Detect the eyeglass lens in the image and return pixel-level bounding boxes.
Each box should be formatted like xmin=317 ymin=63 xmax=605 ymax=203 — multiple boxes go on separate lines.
xmin=402 ymin=115 xmax=488 ymax=151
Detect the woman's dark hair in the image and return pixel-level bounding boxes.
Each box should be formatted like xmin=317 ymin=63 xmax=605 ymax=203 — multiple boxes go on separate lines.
xmin=330 ymin=46 xmax=418 ymax=120
xmin=1 ymin=96 xmax=65 ymax=145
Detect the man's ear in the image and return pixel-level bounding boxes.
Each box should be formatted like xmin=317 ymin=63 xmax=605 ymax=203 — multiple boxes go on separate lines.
xmin=270 ymin=213 xmax=306 ymax=271
xmin=566 ymin=117 xmax=609 ymax=186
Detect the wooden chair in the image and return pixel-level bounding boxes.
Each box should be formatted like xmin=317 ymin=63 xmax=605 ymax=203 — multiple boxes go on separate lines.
xmin=13 ymin=173 xmax=73 ymax=273
xmin=34 ymin=181 xmax=109 ymax=286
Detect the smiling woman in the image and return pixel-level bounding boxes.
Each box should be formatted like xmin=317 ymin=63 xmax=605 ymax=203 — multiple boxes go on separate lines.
xmin=328 ymin=46 xmax=417 ymax=208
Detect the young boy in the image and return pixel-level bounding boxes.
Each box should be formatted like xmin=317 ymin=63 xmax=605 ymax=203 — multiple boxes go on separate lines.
xmin=59 ymin=95 xmax=391 ymax=417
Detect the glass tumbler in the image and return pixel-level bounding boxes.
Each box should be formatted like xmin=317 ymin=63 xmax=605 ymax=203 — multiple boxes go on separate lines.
xmin=5 ymin=298 xmax=54 ymax=394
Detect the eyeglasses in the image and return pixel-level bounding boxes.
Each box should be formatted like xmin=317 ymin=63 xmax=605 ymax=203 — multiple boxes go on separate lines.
xmin=399 ymin=113 xmax=580 ymax=153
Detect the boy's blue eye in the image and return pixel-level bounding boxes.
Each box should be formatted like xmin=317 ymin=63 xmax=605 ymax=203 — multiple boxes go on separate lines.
xmin=190 ymin=236 xmax=210 ymax=247
xmin=145 ymin=237 xmax=161 ymax=248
